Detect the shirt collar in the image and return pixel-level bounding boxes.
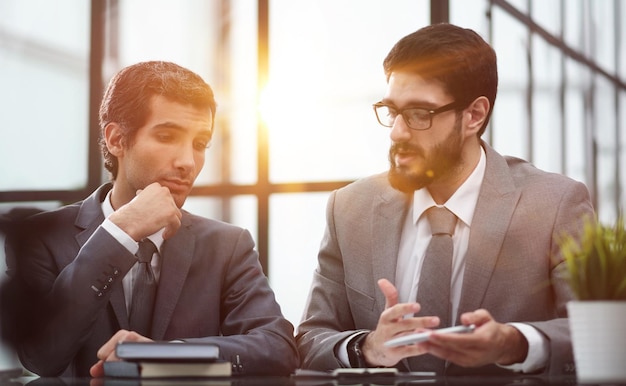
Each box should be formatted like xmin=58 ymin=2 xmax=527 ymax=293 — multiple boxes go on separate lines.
xmin=101 ymin=189 xmax=165 ymax=251
xmin=413 ymin=145 xmax=486 ymax=227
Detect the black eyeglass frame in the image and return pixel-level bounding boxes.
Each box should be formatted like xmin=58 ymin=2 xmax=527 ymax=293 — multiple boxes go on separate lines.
xmin=372 ymin=100 xmax=463 ymax=130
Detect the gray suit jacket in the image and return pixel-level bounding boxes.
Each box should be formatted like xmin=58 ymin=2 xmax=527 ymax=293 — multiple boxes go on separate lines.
xmin=11 ymin=184 xmax=298 ymax=377
xmin=296 ymin=142 xmax=593 ymax=376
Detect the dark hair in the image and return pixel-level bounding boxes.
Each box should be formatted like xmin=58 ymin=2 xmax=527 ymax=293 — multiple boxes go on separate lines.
xmin=383 ymin=23 xmax=497 ymax=136
xmin=99 ymin=61 xmax=217 ymax=179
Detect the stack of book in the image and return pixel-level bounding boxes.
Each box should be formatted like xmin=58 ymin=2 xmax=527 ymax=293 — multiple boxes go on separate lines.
xmin=104 ymin=341 xmax=231 ymax=379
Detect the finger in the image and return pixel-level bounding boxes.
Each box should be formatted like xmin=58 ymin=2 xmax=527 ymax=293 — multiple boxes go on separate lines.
xmin=162 ymin=216 xmax=182 ymax=240
xmin=460 ymin=308 xmax=492 ymax=326
xmin=135 ymin=181 xmax=161 ymax=196
xmin=125 ymin=331 xmax=153 ymax=343
xmin=139 ymin=182 xmax=161 ymax=193
xmin=103 ymin=344 xmax=121 ymax=363
xmin=89 ymin=359 xmax=105 ymax=378
xmin=379 ymin=304 xmax=425 ymax=327
xmin=427 ymin=343 xmax=468 ymax=366
xmin=429 ymin=329 xmax=478 ymax=350
xmin=430 ymin=337 xmax=489 ymax=368
xmin=96 ymin=330 xmax=130 ymax=360
xmin=161 ymin=194 xmax=182 ymax=240
xmin=393 ymin=341 xmax=432 ymax=357
xmin=378 ymin=278 xmax=400 ymax=309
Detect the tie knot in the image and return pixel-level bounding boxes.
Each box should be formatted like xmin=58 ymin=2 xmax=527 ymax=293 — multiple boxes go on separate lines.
xmin=136 ymin=239 xmax=157 ymax=264
xmin=426 ymin=206 xmax=457 ymax=236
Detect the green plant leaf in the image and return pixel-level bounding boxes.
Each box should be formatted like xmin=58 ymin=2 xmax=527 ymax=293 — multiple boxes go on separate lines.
xmin=559 ymin=215 xmax=626 ymax=300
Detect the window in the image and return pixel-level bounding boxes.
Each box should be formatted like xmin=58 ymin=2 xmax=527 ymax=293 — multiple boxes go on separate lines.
xmin=1 ymin=0 xmax=624 ymax=328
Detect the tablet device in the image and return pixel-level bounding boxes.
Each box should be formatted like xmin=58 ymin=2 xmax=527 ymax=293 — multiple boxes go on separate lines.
xmin=384 ymin=324 xmax=476 ymax=347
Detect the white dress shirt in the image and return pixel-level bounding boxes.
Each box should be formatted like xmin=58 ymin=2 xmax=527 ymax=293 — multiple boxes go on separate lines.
xmin=395 ymin=147 xmax=486 ymax=322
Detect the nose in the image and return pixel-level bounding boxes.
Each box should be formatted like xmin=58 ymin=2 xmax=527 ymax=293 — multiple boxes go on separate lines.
xmin=174 ymin=143 xmax=196 ymax=174
xmin=389 ymin=114 xmax=412 ymax=143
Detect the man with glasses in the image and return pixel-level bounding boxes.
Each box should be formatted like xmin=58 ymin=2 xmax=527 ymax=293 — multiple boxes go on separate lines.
xmin=297 ymin=23 xmax=594 ymax=376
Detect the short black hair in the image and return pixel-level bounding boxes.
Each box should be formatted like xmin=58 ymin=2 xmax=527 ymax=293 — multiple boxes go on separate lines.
xmin=383 ymin=23 xmax=498 ymax=136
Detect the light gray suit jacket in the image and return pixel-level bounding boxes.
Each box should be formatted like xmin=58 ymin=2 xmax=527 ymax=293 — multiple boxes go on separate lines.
xmin=296 ymin=142 xmax=593 ymax=376
xmin=11 ymin=184 xmax=298 ymax=377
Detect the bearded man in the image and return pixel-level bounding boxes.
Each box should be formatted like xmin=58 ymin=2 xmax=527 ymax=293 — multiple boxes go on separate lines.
xmin=296 ymin=23 xmax=593 ymax=377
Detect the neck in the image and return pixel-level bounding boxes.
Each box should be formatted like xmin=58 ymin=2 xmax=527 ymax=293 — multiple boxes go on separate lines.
xmin=109 ymin=183 xmax=133 ymax=211
xmin=427 ymin=140 xmax=482 ymax=204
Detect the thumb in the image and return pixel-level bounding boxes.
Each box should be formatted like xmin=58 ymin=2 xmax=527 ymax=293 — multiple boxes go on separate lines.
xmin=377 ymin=278 xmax=399 ymax=309
xmin=460 ymin=308 xmax=492 ymax=326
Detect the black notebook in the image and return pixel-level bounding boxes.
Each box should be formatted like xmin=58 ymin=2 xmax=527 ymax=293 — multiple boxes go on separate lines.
xmin=115 ymin=341 xmax=220 ymax=362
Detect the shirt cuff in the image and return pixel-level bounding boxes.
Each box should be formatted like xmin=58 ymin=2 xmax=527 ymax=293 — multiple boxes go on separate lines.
xmin=101 ymin=218 xmax=139 ymax=255
xmin=498 ymin=322 xmax=549 ymax=373
xmin=337 ymin=332 xmax=366 ymax=367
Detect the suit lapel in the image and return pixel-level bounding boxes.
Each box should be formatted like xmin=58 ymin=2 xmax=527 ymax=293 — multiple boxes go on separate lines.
xmin=371 ymin=184 xmax=411 ymax=315
xmin=456 ymin=143 xmax=521 ymax=322
xmin=74 ymin=184 xmax=111 ymax=245
xmin=74 ymin=184 xmax=130 ymax=328
xmin=370 ymin=184 xmax=411 ymax=373
xmin=151 ymin=214 xmax=195 ymax=339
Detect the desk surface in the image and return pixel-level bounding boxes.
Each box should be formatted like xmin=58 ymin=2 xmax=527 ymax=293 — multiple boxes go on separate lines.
xmin=7 ymin=374 xmax=588 ymax=386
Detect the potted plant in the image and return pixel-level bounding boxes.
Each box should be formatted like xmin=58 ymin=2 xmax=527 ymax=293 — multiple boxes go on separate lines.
xmin=560 ymin=215 xmax=626 ymax=384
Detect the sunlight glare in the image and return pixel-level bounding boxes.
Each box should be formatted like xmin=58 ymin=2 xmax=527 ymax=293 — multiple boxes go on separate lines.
xmin=258 ymin=79 xmax=315 ymax=134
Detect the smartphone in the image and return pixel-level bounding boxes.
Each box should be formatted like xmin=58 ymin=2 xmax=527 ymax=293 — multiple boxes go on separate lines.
xmin=384 ymin=324 xmax=476 ymax=348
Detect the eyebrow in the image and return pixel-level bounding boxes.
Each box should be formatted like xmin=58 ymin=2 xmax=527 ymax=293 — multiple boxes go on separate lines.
xmin=152 ymin=122 xmax=212 ymax=137
xmin=380 ymin=99 xmax=439 ymax=109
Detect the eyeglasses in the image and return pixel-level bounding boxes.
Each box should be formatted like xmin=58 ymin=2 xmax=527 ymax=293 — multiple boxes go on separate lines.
xmin=372 ymin=101 xmax=461 ymax=130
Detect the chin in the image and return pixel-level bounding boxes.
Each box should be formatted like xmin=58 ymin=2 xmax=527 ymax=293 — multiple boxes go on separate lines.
xmin=387 ymin=166 xmax=433 ymax=193
xmin=174 ymin=197 xmax=187 ymax=208
xmin=166 ymin=191 xmax=184 ymax=207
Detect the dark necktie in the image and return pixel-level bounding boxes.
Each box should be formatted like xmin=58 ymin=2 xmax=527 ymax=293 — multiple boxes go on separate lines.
xmin=412 ymin=206 xmax=457 ymax=373
xmin=129 ymin=239 xmax=158 ymax=337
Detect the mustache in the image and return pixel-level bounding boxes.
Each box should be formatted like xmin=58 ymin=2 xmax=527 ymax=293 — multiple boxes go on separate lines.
xmin=389 ymin=143 xmax=424 ymax=158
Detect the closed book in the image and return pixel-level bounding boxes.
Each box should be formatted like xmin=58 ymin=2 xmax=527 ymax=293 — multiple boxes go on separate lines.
xmin=115 ymin=341 xmax=220 ymax=362
xmin=104 ymin=360 xmax=232 ymax=378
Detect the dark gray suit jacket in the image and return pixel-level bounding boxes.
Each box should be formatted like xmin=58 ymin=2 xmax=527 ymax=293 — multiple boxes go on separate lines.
xmin=296 ymin=142 xmax=594 ymax=376
xmin=11 ymin=184 xmax=298 ymax=377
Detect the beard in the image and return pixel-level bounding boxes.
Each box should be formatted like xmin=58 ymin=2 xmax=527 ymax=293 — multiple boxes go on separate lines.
xmin=387 ymin=119 xmax=463 ymax=193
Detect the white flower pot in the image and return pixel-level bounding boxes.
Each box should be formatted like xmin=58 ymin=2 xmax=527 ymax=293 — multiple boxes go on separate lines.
xmin=567 ymin=301 xmax=626 ymax=384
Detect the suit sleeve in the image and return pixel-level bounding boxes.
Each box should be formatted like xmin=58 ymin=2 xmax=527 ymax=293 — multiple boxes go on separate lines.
xmin=527 ymin=179 xmax=594 ymax=375
xmin=13 ymin=223 xmax=136 ymax=376
xmin=295 ymin=191 xmax=362 ymax=370
xmin=182 ymin=228 xmax=299 ymax=376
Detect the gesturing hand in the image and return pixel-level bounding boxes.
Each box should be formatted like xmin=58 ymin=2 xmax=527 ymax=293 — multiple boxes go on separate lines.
xmin=360 ymin=279 xmax=441 ymax=367
xmin=425 ymin=309 xmax=529 ymax=368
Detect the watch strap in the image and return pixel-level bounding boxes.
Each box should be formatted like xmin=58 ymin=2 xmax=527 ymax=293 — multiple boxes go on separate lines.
xmin=347 ymin=332 xmax=369 ymax=368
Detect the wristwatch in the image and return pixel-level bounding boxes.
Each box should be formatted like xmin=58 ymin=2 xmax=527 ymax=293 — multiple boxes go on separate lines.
xmin=347 ymin=332 xmax=369 ymax=368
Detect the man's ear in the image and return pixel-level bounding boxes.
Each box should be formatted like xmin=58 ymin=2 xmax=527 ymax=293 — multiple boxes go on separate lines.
xmin=104 ymin=123 xmax=125 ymax=157
xmin=463 ymin=96 xmax=490 ymax=136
